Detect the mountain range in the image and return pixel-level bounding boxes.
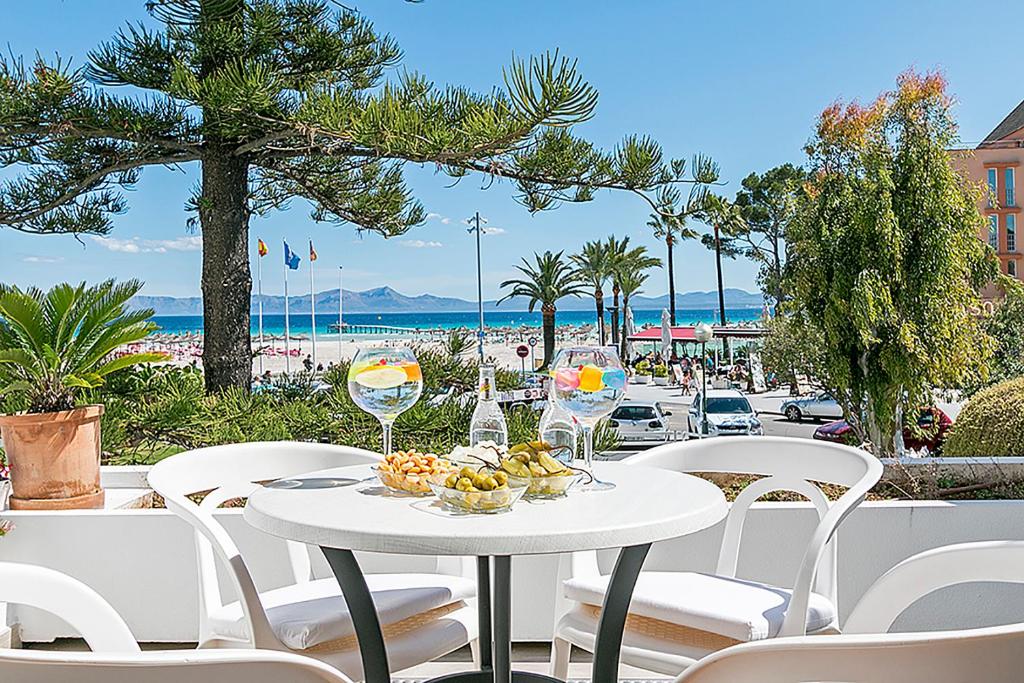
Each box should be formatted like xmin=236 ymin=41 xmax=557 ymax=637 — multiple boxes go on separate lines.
xmin=132 ymin=286 xmax=764 ymax=316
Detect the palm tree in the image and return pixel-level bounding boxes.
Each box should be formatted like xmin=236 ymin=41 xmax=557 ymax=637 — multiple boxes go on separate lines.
xmin=646 ymin=212 xmax=698 ymax=325
xmin=570 ymin=240 xmax=612 ymax=345
xmin=499 ymin=251 xmax=587 ymax=369
xmin=612 ymin=247 xmax=661 ymax=358
xmin=698 ymin=195 xmax=747 ymax=329
xmin=604 ymin=235 xmax=635 ymax=344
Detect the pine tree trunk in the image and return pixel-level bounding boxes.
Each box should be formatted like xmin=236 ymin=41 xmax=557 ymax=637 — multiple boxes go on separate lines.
xmin=594 ymin=288 xmax=605 ymax=346
xmin=199 ymin=152 xmax=252 ymax=392
xmin=541 ymin=304 xmax=556 ymax=370
xmin=667 ymin=235 xmax=676 ymax=325
xmin=611 ymin=284 xmax=621 ymax=346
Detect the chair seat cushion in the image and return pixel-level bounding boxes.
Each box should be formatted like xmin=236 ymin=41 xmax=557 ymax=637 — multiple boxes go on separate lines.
xmin=209 ymin=573 xmax=475 ymax=650
xmin=563 ymin=571 xmax=835 ymax=642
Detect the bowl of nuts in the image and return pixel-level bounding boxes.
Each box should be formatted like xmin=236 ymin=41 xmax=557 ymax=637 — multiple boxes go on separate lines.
xmin=375 ymin=450 xmax=455 ymax=496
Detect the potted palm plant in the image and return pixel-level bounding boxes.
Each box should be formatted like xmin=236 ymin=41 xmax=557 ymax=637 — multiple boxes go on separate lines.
xmin=0 ymin=280 xmax=165 ymax=509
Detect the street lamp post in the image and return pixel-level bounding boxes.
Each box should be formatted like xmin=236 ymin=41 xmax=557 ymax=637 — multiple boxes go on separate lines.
xmin=466 ymin=212 xmax=488 ymax=363
xmin=694 ymin=322 xmax=715 ymax=437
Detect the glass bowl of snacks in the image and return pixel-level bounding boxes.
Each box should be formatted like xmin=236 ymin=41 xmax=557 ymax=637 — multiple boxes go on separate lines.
xmin=375 ymin=450 xmax=455 ymax=496
xmin=499 ymin=442 xmax=587 ymax=500
xmin=428 ymin=465 xmax=528 ymax=514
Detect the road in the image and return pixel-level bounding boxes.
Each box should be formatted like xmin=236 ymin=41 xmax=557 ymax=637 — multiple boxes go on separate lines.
xmin=599 ymin=383 xmax=823 ymax=460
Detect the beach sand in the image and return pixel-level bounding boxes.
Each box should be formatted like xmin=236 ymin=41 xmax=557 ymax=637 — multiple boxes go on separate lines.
xmin=153 ymin=328 xmax=601 ymax=376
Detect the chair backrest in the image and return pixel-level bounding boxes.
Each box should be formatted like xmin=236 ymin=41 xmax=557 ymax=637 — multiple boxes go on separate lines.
xmin=676 ymin=541 xmax=1024 ymax=683
xmin=0 ymin=562 xmax=352 ymax=683
xmin=147 ymin=441 xmax=381 ymax=647
xmin=630 ymin=436 xmax=883 ymax=637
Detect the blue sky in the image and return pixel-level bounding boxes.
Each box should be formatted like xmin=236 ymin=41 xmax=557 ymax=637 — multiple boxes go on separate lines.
xmin=2 ymin=1 xmax=1016 ymax=300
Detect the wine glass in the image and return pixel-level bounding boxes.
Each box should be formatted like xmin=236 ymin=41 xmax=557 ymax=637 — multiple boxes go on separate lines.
xmin=347 ymin=346 xmax=423 ymax=456
xmin=550 ymin=346 xmax=627 ymax=491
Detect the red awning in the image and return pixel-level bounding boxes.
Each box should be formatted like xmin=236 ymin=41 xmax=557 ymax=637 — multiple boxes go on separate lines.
xmin=626 ymin=325 xmax=768 ymax=342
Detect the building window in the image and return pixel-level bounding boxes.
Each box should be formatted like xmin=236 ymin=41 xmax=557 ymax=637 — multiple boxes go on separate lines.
xmin=1007 ymin=168 xmax=1016 ymax=206
xmin=989 ymin=214 xmax=999 ymax=249
xmin=988 ymin=168 xmax=998 ymax=206
xmin=1010 ymin=260 xmax=1018 ymax=278
xmin=1009 ymin=214 xmax=1017 ymax=252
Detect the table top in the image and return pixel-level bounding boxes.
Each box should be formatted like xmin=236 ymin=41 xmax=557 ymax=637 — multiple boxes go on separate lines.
xmin=244 ymin=462 xmax=728 ymax=556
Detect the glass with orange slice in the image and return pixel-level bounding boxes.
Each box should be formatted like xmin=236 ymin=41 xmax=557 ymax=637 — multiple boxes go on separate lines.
xmin=347 ymin=346 xmax=423 ymax=456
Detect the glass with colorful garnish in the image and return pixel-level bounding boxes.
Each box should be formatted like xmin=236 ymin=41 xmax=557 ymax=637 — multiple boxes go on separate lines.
xmin=549 ymin=346 xmax=627 ymax=491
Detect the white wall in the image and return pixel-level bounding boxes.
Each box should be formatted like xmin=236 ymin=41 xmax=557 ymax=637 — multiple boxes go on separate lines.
xmin=3 ymin=500 xmax=1024 ymax=643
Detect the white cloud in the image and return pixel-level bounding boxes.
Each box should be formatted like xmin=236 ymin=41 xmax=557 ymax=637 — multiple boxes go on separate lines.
xmin=425 ymin=212 xmax=451 ymax=225
xmin=91 ymin=235 xmax=202 ymax=254
xmin=399 ymin=239 xmax=443 ymax=249
xmin=483 ymin=227 xmax=506 ymax=235
xmin=23 ymin=255 xmax=65 ymax=264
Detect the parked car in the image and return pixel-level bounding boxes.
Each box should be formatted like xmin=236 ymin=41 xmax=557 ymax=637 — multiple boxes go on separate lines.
xmin=813 ymin=407 xmax=953 ymax=453
xmin=609 ymin=401 xmax=674 ymax=442
xmin=687 ymin=389 xmax=763 ymax=437
xmin=780 ymin=391 xmax=843 ymax=422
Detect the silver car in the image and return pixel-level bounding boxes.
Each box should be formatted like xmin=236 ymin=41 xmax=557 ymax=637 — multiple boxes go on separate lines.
xmin=780 ymin=392 xmax=843 ymax=422
xmin=687 ymin=389 xmax=763 ymax=437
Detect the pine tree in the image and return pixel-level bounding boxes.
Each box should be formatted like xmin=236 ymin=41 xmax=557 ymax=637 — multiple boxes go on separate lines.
xmin=0 ymin=0 xmax=717 ymax=391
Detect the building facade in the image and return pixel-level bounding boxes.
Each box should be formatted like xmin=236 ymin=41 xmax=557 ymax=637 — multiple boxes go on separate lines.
xmin=958 ymin=101 xmax=1024 ymax=291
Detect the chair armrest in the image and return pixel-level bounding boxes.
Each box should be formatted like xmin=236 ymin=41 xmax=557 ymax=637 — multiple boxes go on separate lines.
xmin=844 ymin=541 xmax=1024 ymax=634
xmin=0 ymin=562 xmax=140 ymax=653
xmin=675 ymin=625 xmax=1024 ymax=683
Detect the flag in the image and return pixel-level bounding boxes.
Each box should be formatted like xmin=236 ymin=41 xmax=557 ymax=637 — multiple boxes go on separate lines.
xmin=309 ymin=240 xmax=318 ymax=262
xmin=284 ymin=241 xmax=301 ymax=270
xmin=257 ymin=239 xmax=268 ymax=257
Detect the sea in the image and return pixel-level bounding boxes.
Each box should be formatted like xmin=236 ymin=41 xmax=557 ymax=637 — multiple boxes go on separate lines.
xmin=150 ymin=307 xmax=766 ymax=337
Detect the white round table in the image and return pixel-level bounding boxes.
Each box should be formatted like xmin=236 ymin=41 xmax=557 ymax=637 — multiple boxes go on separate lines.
xmin=245 ymin=462 xmax=727 ymax=683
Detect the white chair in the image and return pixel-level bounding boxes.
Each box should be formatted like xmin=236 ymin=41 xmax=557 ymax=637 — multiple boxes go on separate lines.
xmin=551 ymin=436 xmax=883 ymax=677
xmin=675 ymin=541 xmax=1024 ymax=682
xmin=147 ymin=441 xmax=477 ymax=680
xmin=0 ymin=561 xmax=352 ymax=683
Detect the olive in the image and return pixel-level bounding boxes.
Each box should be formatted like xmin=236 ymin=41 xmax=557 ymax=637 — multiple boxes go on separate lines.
xmin=459 ymin=466 xmax=477 ymax=479
xmin=493 ymin=470 xmax=509 ymax=486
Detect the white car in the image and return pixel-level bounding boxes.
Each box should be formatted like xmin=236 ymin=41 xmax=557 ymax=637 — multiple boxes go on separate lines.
xmin=609 ymin=401 xmax=675 ymax=442
xmin=687 ymin=389 xmax=763 ymax=437
xmin=780 ymin=392 xmax=843 ymax=422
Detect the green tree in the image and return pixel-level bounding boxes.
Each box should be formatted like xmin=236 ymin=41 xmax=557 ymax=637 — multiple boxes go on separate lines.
xmin=786 ymin=70 xmax=998 ymax=455
xmin=732 ymin=164 xmax=807 ymax=308
xmin=647 ymin=210 xmax=698 ymax=325
xmin=0 ymin=0 xmax=717 ymax=392
xmin=498 ymin=251 xmax=586 ymax=369
xmin=603 ymin=234 xmax=634 ymax=344
xmin=612 ymin=247 xmax=661 ymax=358
xmin=696 ymin=194 xmax=746 ymax=357
xmin=969 ymin=283 xmax=1024 ymax=394
xmin=570 ymin=239 xmax=613 ymax=345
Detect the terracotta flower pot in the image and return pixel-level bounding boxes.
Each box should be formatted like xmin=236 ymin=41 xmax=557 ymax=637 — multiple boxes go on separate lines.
xmin=0 ymin=405 xmax=105 ymax=510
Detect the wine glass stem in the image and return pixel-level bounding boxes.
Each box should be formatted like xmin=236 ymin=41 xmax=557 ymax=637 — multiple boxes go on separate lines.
xmin=380 ymin=418 xmax=394 ymax=457
xmin=582 ymin=424 xmax=594 ymax=472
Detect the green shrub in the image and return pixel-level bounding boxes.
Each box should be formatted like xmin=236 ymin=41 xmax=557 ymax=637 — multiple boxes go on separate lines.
xmin=653 ymin=364 xmax=668 ymax=378
xmin=635 ymin=360 xmax=651 ymax=375
xmin=944 ymin=377 xmax=1024 ymax=457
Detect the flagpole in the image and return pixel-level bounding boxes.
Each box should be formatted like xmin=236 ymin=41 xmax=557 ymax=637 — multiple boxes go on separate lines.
xmin=309 ymin=241 xmax=317 ymax=373
xmin=257 ymin=245 xmax=264 ymax=376
xmin=338 ymin=265 xmax=344 ymax=364
xmin=283 ymin=243 xmax=291 ymax=376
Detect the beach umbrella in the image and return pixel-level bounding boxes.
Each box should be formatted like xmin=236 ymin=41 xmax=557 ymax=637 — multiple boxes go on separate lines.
xmin=623 ymin=305 xmax=636 ymax=360
xmin=660 ymin=309 xmax=672 ymax=357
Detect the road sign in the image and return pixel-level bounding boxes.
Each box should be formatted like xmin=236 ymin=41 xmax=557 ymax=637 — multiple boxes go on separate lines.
xmin=516 ymin=344 xmax=529 ymax=359
xmin=527 ymin=337 xmax=538 ymax=347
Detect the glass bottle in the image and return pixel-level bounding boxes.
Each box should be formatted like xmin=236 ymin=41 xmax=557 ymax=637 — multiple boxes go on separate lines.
xmin=539 ymin=383 xmax=578 ymax=464
xmin=470 ymin=364 xmax=508 ymax=448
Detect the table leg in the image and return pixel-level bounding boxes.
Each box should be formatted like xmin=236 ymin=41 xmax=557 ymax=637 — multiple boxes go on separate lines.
xmin=321 ymin=547 xmax=390 ymax=683
xmin=477 ymin=557 xmax=493 ymax=670
xmin=493 ymin=555 xmax=512 ymax=683
xmin=590 ymin=543 xmax=652 ymax=683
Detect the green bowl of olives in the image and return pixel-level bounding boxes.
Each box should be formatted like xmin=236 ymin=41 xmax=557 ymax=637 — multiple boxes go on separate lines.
xmin=428 ymin=466 xmax=528 ymax=514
